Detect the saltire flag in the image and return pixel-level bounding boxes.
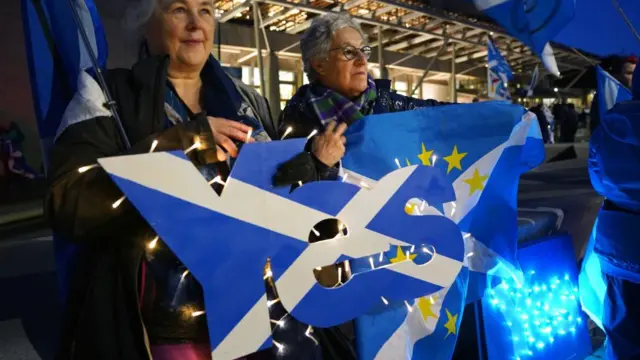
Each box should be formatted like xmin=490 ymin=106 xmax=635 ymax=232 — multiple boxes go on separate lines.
xmin=526 ymin=65 xmax=539 ymax=97
xmin=487 ymin=39 xmax=513 ymax=100
xmin=595 ymin=65 xmax=632 ymax=119
xmin=342 ymin=102 xmax=545 ymax=359
xmin=21 ymin=0 xmax=108 ymax=301
xmin=473 ymin=0 xmax=574 ymax=75
xmin=578 ymin=65 xmax=632 ymax=330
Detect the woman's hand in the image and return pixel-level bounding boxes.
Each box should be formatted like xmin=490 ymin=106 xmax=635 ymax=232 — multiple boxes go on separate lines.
xmin=207 ymin=117 xmax=254 ymax=159
xmin=311 ymin=121 xmax=347 ymax=167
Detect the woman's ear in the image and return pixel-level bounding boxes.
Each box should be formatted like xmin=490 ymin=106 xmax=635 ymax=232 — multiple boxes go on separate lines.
xmin=311 ymin=57 xmax=327 ymax=77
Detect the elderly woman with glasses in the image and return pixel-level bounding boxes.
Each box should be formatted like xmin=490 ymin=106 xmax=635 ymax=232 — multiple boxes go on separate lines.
xmin=275 ymin=13 xmax=445 ymax=186
xmin=271 ymin=12 xmax=447 ymax=360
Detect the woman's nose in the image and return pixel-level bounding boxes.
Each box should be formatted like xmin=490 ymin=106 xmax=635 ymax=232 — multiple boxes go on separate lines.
xmin=186 ymin=11 xmax=206 ymax=31
xmin=354 ymin=52 xmax=368 ymax=66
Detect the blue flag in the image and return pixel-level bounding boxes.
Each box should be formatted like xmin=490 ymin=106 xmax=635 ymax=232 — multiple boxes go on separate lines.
xmin=22 ymin=0 xmax=108 ymax=302
xmin=487 ymin=40 xmax=513 ymax=100
xmin=579 ymin=66 xmax=633 ymax=331
xmin=596 ymin=65 xmax=632 ymax=119
xmin=344 ymin=102 xmax=544 ymax=359
xmin=473 ymin=0 xmax=575 ymax=55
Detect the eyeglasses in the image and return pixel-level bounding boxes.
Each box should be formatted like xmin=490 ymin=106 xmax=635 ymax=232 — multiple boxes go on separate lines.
xmin=329 ymin=45 xmax=372 ymax=61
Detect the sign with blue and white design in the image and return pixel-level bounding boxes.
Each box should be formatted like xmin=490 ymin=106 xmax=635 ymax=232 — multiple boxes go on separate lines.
xmin=99 ymin=102 xmax=544 ymax=360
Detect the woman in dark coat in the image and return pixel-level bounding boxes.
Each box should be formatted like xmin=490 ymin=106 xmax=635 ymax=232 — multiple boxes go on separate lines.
xmin=272 ymin=13 xmax=447 ymax=359
xmin=47 ymin=0 xmax=317 ymax=359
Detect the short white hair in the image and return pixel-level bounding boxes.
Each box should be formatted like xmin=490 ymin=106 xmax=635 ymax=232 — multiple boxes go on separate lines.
xmin=300 ymin=13 xmax=367 ymax=82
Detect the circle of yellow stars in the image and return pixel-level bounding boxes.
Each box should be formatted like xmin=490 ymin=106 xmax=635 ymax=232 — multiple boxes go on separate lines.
xmin=413 ymin=142 xmax=488 ymax=196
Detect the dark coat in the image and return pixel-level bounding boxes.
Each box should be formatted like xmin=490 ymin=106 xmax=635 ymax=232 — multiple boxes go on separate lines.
xmin=48 ymin=55 xmax=275 ymax=360
xmin=279 ymin=79 xmax=443 ymax=139
xmin=272 ymin=79 xmax=443 ymax=186
xmin=271 ymin=79 xmax=446 ymax=360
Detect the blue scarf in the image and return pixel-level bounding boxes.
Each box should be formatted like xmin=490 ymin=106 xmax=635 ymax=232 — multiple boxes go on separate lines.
xmin=163 ymin=56 xmax=267 ymax=139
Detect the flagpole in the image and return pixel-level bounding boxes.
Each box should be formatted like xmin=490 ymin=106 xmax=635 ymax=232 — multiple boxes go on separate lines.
xmin=611 ymin=0 xmax=640 ymax=45
xmin=67 ymin=0 xmax=131 ymax=150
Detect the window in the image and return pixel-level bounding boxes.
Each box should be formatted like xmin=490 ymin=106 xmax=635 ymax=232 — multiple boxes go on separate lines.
xmin=394 ymin=81 xmax=408 ymax=96
xmin=279 ymin=71 xmax=296 ymax=110
xmin=370 ymin=67 xmax=381 ymax=79
xmin=241 ymin=66 xmax=263 ymax=95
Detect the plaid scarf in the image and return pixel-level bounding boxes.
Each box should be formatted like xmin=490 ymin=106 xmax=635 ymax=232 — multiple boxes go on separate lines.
xmin=308 ymin=75 xmax=377 ymax=126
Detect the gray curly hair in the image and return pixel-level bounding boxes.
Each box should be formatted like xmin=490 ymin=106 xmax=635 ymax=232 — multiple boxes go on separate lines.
xmin=300 ymin=13 xmax=367 ymax=82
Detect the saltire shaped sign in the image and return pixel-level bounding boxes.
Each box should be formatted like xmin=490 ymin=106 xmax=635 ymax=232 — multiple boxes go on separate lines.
xmin=99 ymin=102 xmax=544 ymax=360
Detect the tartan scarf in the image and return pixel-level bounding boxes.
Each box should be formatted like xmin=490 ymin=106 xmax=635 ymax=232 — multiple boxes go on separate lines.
xmin=308 ymin=75 xmax=377 ymax=126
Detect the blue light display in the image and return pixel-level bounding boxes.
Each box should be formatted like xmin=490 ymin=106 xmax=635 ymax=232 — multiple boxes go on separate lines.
xmin=488 ymin=271 xmax=585 ymax=359
xmin=481 ymin=234 xmax=592 ymax=360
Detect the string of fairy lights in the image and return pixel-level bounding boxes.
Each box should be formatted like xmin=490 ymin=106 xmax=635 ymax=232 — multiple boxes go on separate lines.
xmin=76 ymin=126 xmax=326 ymax=357
xmin=77 ymin=125 xmax=573 ymax=359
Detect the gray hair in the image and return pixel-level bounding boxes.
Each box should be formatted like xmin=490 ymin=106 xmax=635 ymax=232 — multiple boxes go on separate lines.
xmin=123 ymin=0 xmax=213 ymax=29
xmin=300 ymin=13 xmax=367 ymax=82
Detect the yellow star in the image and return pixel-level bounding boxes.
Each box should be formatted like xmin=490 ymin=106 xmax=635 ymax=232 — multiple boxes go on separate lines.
xmin=443 ymin=146 xmax=467 ymax=174
xmin=463 ymin=168 xmax=489 ymax=196
xmin=417 ymin=143 xmax=434 ymax=166
xmin=404 ymin=203 xmax=415 ymax=214
xmin=389 ymin=246 xmax=417 ymax=263
xmin=443 ymin=309 xmax=458 ymax=339
xmin=417 ymin=296 xmax=438 ymax=322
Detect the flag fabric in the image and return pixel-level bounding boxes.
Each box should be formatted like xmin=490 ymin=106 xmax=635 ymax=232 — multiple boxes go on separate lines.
xmin=22 ymin=0 xmax=108 ymax=303
xmin=473 ymin=0 xmax=575 ymax=56
xmin=578 ymin=66 xmax=633 ymax=331
xmin=596 ymin=65 xmax=632 ymax=119
xmin=487 ymin=40 xmax=513 ymax=100
xmin=527 ymin=65 xmax=539 ymax=97
xmin=22 ymin=0 xmax=107 ymax=171
xmin=342 ymin=102 xmax=545 ymax=359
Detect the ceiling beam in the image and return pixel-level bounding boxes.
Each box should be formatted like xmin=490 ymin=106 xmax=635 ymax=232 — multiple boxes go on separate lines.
xmin=257 ymin=0 xmax=590 ymax=69
xmin=219 ymin=2 xmax=249 ymax=23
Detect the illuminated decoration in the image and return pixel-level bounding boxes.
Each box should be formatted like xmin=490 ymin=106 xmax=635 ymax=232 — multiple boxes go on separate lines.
xmin=488 ymin=271 xmax=585 ymax=359
xmin=480 ymin=234 xmax=592 ymax=360
xmin=98 ymin=139 xmax=465 ymax=360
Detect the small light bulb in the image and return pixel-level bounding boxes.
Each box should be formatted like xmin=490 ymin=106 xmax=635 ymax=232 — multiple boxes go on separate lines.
xmin=148 ymin=236 xmax=159 ymax=249
xmin=112 ymin=196 xmax=126 ymax=209
xmin=245 ymin=128 xmax=253 ymax=143
xmin=306 ymin=129 xmax=318 ymax=140
xmin=149 ymin=139 xmax=159 ymax=153
xmin=394 ymin=158 xmax=402 ymax=169
xmin=404 ymin=300 xmax=413 ymax=312
xmin=273 ymin=340 xmax=285 ymax=352
xmin=191 ymin=310 xmax=205 ymax=317
xmin=381 ymin=296 xmax=389 ymax=305
xmin=78 ymin=164 xmax=99 ymax=173
xmin=267 ymin=298 xmax=280 ymax=307
xmin=281 ymin=127 xmax=293 ymax=140
xmin=369 ymin=257 xmax=375 ymax=269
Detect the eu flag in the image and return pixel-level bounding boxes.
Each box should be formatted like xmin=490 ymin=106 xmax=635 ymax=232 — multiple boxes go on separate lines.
xmin=342 ymin=101 xmax=544 ymax=359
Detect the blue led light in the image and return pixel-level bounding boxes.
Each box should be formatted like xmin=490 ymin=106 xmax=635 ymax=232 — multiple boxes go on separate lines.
xmin=488 ymin=269 xmax=585 ymax=357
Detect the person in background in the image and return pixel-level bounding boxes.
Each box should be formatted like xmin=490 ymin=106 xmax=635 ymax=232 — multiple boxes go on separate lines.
xmin=47 ymin=0 xmax=288 ymax=359
xmin=529 ymin=103 xmax=550 ymax=143
xmin=590 ymin=55 xmax=637 ymax=133
xmin=588 ymin=62 xmax=640 ymax=360
xmin=273 ymin=13 xmax=447 ymax=359
xmin=562 ymin=103 xmax=579 ymax=143
xmin=0 ymin=117 xmax=39 ymax=181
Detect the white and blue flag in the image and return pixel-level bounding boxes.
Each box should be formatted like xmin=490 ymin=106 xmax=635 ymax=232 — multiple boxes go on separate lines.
xmin=487 ymin=39 xmax=513 ymax=100
xmin=345 ymin=102 xmax=545 ymax=359
xmin=579 ymin=65 xmax=632 ymax=330
xmin=473 ymin=0 xmax=574 ymax=75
